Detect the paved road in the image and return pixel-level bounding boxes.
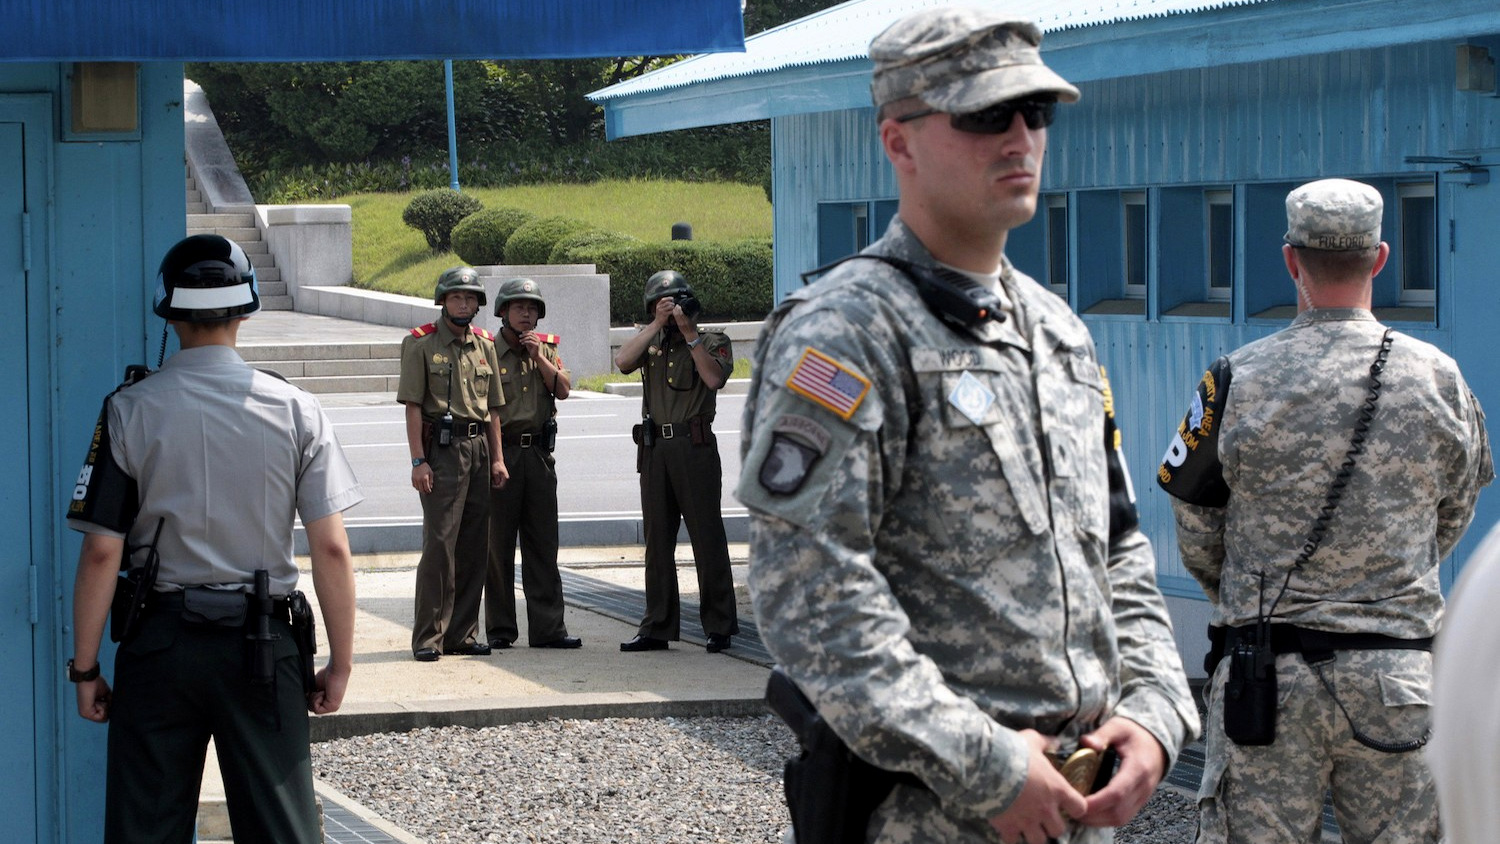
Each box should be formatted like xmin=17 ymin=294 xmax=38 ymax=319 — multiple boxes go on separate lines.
xmin=320 ymin=389 xmax=748 ymax=545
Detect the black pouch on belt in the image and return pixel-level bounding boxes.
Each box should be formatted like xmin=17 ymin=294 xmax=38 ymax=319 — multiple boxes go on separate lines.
xmin=181 ymin=587 xmax=249 ymax=627
xmin=1223 ymin=638 xmax=1277 ymax=745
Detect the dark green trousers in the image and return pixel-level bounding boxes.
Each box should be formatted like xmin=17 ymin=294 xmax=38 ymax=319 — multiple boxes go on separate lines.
xmin=637 ymin=432 xmax=740 ymax=640
xmin=106 ymin=609 xmax=316 ymax=844
xmin=485 ymin=441 xmax=569 ymax=644
xmin=412 ymin=435 xmax=490 ymax=652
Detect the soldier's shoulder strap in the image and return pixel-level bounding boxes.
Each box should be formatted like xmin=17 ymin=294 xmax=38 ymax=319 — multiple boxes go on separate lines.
xmin=410 ymin=322 xmax=437 ymax=338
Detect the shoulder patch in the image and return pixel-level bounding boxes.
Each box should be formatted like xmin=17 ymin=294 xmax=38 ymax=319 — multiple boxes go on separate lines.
xmin=410 ymin=323 xmax=436 ymax=338
xmin=472 ymin=327 xmax=495 ymax=342
xmin=785 ymin=347 xmax=870 ymax=421
xmin=537 ymin=333 xmax=560 ymax=345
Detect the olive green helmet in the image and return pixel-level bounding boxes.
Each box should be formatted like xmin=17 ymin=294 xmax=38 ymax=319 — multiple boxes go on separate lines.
xmin=494 ymin=277 xmax=545 ymax=320
xmin=433 ymin=266 xmax=486 ymax=306
xmin=643 ymin=270 xmax=694 ymax=314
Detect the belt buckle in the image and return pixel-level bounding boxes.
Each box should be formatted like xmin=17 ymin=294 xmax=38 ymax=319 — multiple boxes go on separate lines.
xmin=467 ymin=421 xmax=481 ymax=437
xmin=518 ymin=433 xmax=533 ymax=447
xmin=660 ymin=423 xmax=674 ymax=439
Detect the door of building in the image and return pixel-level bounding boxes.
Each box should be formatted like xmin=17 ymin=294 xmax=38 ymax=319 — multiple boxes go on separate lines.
xmin=0 ymin=118 xmax=39 ymax=842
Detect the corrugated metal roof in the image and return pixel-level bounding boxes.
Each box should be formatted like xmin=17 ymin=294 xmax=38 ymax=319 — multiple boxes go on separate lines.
xmin=591 ymin=0 xmax=1270 ymax=101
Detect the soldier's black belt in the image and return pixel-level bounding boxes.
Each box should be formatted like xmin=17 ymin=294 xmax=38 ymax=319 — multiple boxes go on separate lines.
xmin=426 ymin=417 xmax=484 ymax=438
xmin=648 ymin=416 xmax=712 ymax=443
xmin=502 ymin=430 xmax=543 ymax=447
xmin=151 ymin=590 xmax=294 ymax=615
xmin=1207 ymin=623 xmax=1432 ymax=673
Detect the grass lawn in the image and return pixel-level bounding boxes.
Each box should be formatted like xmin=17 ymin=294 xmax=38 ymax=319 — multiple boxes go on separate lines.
xmin=342 ymin=179 xmax=771 ymax=299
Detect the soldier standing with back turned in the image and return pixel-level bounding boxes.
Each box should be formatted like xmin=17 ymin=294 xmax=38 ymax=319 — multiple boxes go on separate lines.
xmin=1158 ymin=178 xmax=1493 ymax=843
xmin=399 ymin=266 xmax=508 ymax=662
xmin=484 ymin=277 xmax=581 ymax=650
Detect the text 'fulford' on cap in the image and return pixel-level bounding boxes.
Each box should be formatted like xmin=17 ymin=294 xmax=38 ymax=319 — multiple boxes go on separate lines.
xmin=1284 ymin=178 xmax=1384 ymax=251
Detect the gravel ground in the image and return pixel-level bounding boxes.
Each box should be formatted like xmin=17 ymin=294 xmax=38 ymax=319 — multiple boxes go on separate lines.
xmin=312 ymin=715 xmax=1198 ymax=843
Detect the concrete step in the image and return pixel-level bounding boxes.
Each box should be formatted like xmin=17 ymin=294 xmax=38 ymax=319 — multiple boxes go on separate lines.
xmin=294 ymin=373 xmax=401 ymax=394
xmin=191 ymin=212 xmax=255 ymax=228
xmin=257 ymin=266 xmax=282 ymax=283
xmin=241 ymin=341 xmax=403 ymax=363
xmin=259 ymin=280 xmax=287 ymax=297
xmin=188 ymin=225 xmax=259 ymax=242
xmin=256 ymin=357 xmax=399 ymax=379
xmin=186 ymin=201 xmax=208 ymax=214
xmin=261 ymin=294 xmax=294 ymax=311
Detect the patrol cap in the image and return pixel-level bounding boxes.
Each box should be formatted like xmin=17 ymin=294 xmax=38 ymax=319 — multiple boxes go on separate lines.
xmin=869 ymin=6 xmax=1080 ymax=113
xmin=1284 ymin=179 xmax=1383 ymax=251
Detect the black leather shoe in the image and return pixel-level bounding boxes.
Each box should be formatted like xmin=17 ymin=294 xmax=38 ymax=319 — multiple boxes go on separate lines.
xmin=443 ymin=642 xmax=492 ymax=656
xmin=487 ymin=639 xmax=513 ymax=650
xmin=706 ymin=634 xmax=732 ymax=654
xmin=532 ymin=636 xmax=583 ymax=649
xmin=620 ymin=634 xmax=669 ymax=652
xmin=413 ymin=648 xmax=440 ymax=662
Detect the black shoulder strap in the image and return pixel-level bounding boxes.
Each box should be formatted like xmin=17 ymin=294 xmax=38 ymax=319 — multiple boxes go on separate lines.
xmin=800 ymin=254 xmax=1007 ymax=331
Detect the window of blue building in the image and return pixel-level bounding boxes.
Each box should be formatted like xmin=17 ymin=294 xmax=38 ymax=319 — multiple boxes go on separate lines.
xmin=816 ymin=199 xmax=899 ymax=267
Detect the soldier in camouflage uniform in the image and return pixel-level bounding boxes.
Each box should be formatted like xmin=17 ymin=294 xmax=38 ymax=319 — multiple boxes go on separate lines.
xmin=737 ymin=9 xmax=1199 ymax=843
xmin=484 ymin=277 xmax=581 ymax=650
xmin=398 ymin=267 xmax=508 ymax=662
xmin=1158 ymin=178 xmax=1493 ymax=843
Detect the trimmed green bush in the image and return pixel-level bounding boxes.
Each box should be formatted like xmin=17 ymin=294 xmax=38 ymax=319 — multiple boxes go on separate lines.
xmin=402 ymin=189 xmax=483 ymax=251
xmin=452 ymin=207 xmax=537 ymax=266
xmin=582 ymin=239 xmax=774 ymax=325
xmin=548 ymin=229 xmax=639 ymax=265
xmin=503 ymin=216 xmax=595 ymax=266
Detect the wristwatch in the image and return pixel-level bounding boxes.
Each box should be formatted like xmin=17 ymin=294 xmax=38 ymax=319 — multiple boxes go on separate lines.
xmin=686 ymin=336 xmax=703 ymax=350
xmin=411 ymin=457 xmax=427 ymax=467
xmin=67 ymin=658 xmax=100 ymax=683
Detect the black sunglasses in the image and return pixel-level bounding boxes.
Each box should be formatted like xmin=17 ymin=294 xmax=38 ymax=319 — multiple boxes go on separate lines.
xmin=896 ymin=96 xmax=1058 ymax=133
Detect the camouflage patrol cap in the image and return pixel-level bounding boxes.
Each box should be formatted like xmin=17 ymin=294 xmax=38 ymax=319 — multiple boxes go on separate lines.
xmin=869 ymin=6 xmax=1080 ymax=113
xmin=1284 ymin=179 xmax=1384 ymax=251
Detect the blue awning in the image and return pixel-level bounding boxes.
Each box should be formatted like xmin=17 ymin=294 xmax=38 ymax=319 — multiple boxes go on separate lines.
xmin=0 ymin=0 xmax=745 ymax=62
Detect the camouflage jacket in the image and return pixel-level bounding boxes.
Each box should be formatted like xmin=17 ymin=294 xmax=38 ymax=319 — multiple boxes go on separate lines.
xmin=1159 ymin=308 xmax=1493 ymax=634
xmin=736 ymin=218 xmax=1197 ymax=836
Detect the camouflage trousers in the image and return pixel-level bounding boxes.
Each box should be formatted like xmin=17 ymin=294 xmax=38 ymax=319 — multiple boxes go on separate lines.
xmin=1198 ymin=648 xmax=1438 ymax=844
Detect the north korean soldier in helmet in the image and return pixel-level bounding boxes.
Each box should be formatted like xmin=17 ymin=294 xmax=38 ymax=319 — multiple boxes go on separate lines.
xmin=483 ymin=278 xmax=581 ymax=650
xmin=738 ymin=7 xmax=1199 ymax=843
xmin=398 ymin=266 xmax=509 ymax=662
xmin=1159 ymin=178 xmax=1493 ymax=843
xmin=614 ymin=270 xmax=740 ymax=654
xmin=67 ymin=234 xmax=362 ymax=843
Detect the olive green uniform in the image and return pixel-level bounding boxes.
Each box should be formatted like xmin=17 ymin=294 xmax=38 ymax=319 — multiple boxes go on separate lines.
xmin=485 ymin=335 xmax=571 ymax=645
xmin=627 ymin=328 xmax=739 ymax=640
xmin=397 ymin=319 xmax=503 ymax=653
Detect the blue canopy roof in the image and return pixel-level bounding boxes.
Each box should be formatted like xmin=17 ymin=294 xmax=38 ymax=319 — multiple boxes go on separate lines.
xmin=0 ymin=0 xmax=745 ymax=62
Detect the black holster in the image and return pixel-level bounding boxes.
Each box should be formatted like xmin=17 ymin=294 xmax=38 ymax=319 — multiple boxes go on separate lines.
xmin=766 ymin=667 xmax=923 ymax=844
xmin=288 ymin=590 xmax=317 ymax=695
xmin=1222 ymin=637 xmax=1277 ymax=746
xmin=246 ymin=570 xmax=280 ymax=687
xmin=110 ymin=518 xmax=165 ymax=644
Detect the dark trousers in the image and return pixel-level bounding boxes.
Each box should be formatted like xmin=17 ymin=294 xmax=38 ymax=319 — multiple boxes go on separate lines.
xmin=485 ymin=441 xmax=569 ymax=644
xmin=412 ymin=435 xmax=489 ymax=652
xmin=637 ymin=432 xmax=739 ymax=639
xmin=106 ymin=610 xmax=316 ymax=844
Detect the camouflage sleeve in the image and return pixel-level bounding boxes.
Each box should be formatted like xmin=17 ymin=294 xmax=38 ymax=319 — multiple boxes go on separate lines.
xmin=1100 ymin=373 xmax=1200 ymax=763
xmin=1438 ymin=382 xmax=1495 ymax=558
xmin=739 ymin=308 xmax=1030 ymax=821
xmin=1169 ymin=499 xmax=1226 ymax=602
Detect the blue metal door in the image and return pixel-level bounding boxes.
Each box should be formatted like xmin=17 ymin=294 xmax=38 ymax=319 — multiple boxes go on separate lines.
xmin=0 ymin=120 xmax=38 ymax=841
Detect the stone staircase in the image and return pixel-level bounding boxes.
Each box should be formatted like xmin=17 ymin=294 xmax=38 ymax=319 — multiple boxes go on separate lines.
xmin=184 ymin=167 xmax=292 ymax=310
xmin=238 ymin=334 xmax=403 ymax=395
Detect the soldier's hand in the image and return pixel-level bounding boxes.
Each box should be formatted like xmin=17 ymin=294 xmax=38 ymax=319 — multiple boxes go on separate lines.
xmin=1075 ymin=717 xmax=1167 ymax=828
xmin=670 ymin=305 xmax=697 ymax=335
xmin=519 ymin=330 xmax=542 ymax=359
xmin=652 ymin=297 xmax=676 ymax=327
xmin=988 ymin=729 xmax=1087 ymax=844
xmin=308 ymin=663 xmax=350 ymax=715
xmin=76 ymin=675 xmax=112 ymax=723
xmin=491 ymin=459 xmax=509 ymax=489
xmin=411 ymin=462 xmax=434 ymax=494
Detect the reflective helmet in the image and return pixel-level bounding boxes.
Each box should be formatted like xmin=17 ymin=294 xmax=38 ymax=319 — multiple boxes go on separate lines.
xmin=643 ymin=270 xmax=694 ymax=314
xmin=153 ymin=234 xmax=260 ymax=323
xmin=494 ymin=277 xmax=546 ymax=320
xmin=433 ymin=266 xmax=486 ymax=306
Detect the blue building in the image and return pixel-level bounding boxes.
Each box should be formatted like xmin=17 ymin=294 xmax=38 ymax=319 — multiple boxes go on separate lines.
xmin=593 ymin=0 xmax=1500 ymax=671
xmin=0 ymin=2 xmax=743 ymax=839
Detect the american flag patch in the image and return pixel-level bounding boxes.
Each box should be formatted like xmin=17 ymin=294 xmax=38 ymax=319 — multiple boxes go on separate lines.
xmin=786 ymin=348 xmax=870 ymax=420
